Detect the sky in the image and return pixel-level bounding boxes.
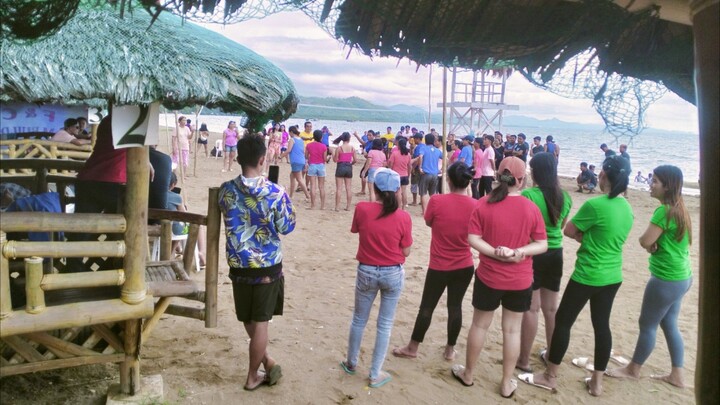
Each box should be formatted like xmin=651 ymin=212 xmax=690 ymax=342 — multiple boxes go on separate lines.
xmin=201 ymin=10 xmax=699 ymax=133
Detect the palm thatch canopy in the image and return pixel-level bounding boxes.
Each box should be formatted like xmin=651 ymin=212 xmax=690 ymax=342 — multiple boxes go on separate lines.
xmin=1 ymin=1 xmax=299 ymax=127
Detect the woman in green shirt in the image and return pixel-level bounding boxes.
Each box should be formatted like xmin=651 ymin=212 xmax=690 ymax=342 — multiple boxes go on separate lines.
xmin=520 ymin=155 xmax=633 ymax=396
xmin=607 ymin=165 xmax=692 ymax=388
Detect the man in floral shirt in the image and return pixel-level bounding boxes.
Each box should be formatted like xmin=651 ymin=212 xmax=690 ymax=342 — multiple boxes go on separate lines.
xmin=219 ymin=132 xmax=296 ymax=391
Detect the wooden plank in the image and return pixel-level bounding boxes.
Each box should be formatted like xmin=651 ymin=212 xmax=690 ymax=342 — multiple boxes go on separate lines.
xmin=0 ymin=353 xmax=125 ymax=377
xmin=148 ymin=208 xmax=207 ymax=226
xmin=23 ymin=332 xmax=100 ymax=357
xmin=89 ymin=324 xmax=124 ymax=353
xmin=3 ymin=240 xmax=125 ymax=259
xmin=165 ymin=304 xmax=204 ymax=321
xmin=0 ymin=212 xmax=126 ymax=233
xmin=147 ymin=281 xmax=198 ymax=297
xmin=2 ymin=336 xmax=45 ymax=363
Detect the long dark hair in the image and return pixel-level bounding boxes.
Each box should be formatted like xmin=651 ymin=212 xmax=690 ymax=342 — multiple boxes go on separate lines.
xmin=333 ymin=131 xmax=351 ymax=145
xmin=530 ymin=152 xmax=564 ymax=226
xmin=447 ymin=161 xmax=474 ymax=190
xmin=488 ymin=168 xmax=516 ymax=203
xmin=374 ymin=184 xmax=399 ymax=218
xmin=397 ymin=138 xmax=409 ymax=155
xmin=371 ymin=138 xmax=383 ymax=151
xmin=601 ymin=155 xmax=630 ymax=198
xmin=653 ymin=165 xmax=692 ymax=243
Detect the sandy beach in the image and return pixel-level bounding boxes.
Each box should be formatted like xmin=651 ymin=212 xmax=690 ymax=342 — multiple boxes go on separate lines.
xmin=0 ymin=137 xmax=700 ymax=405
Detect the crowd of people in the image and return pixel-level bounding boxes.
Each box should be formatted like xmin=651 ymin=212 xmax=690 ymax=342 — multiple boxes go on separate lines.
xmin=214 ymin=124 xmax=692 ymax=399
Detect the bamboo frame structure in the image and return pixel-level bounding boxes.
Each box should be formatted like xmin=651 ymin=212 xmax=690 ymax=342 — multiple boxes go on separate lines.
xmin=205 ymin=187 xmax=220 ymax=328
xmin=4 ymin=241 xmax=125 ymax=259
xmin=0 ymin=232 xmax=11 ymax=320
xmin=0 ymin=213 xmax=126 ymax=233
xmin=24 ymin=257 xmax=45 ymax=314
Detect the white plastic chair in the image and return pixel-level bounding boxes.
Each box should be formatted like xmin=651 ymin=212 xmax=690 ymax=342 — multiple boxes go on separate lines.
xmin=150 ymin=233 xmax=201 ymax=272
xmin=214 ymin=139 xmax=223 ymax=159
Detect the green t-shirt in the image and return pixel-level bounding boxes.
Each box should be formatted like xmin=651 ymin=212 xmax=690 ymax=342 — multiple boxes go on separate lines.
xmin=571 ymin=195 xmax=634 ymax=286
xmin=522 ymin=187 xmax=572 ymax=249
xmin=648 ymin=205 xmax=692 ymax=281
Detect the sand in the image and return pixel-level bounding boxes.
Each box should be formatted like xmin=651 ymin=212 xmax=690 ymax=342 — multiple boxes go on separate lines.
xmin=0 ymin=136 xmax=699 ymax=404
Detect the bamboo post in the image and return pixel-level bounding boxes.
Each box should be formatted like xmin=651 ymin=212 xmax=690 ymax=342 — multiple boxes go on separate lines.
xmin=184 ymin=223 xmax=199 ymax=272
xmin=121 ymin=146 xmax=148 ymax=305
xmin=24 ymin=257 xmax=45 ymax=314
xmin=427 ymin=64 xmax=433 ymax=132
xmin=205 ymin=187 xmax=220 ymax=328
xmin=41 ymin=270 xmax=125 ymax=290
xmin=441 ymin=66 xmax=448 ymax=194
xmin=160 ymin=220 xmax=172 ymax=261
xmin=0 ymin=232 xmax=12 ymax=319
xmin=141 ymin=296 xmax=173 ymax=341
xmin=192 ymin=105 xmax=203 ymax=177
xmin=3 ymin=241 xmax=125 ymax=259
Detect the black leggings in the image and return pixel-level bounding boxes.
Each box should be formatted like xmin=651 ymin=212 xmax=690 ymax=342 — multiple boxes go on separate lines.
xmin=548 ymin=279 xmax=621 ymax=371
xmin=411 ymin=267 xmax=474 ymax=345
xmin=471 ymin=179 xmax=481 ymax=199
xmin=479 ymin=176 xmax=493 ymax=197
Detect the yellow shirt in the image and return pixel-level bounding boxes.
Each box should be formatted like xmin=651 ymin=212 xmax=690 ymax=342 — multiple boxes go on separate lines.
xmin=382 ymin=133 xmax=395 ymax=148
xmin=301 ymin=131 xmax=314 ymax=146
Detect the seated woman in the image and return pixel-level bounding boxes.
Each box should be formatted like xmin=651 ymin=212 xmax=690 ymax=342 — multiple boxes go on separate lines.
xmin=166 ymin=172 xmax=207 ymax=268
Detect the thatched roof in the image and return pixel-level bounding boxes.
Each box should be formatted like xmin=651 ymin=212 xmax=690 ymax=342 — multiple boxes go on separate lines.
xmin=1 ymin=2 xmax=299 ymax=127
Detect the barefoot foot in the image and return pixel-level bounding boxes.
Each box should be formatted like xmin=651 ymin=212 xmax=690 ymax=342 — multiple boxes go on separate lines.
xmin=651 ymin=374 xmax=685 ymax=388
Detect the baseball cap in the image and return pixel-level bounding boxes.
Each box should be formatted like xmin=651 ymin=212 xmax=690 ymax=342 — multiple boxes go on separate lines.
xmin=463 ymin=135 xmax=474 ymax=142
xmin=373 ymin=168 xmax=401 ymax=192
xmin=498 ymin=156 xmax=526 ymax=183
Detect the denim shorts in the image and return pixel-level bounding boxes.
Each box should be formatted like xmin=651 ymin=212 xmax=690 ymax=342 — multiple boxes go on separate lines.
xmin=307 ymin=163 xmax=326 ymax=177
xmin=224 ymin=145 xmax=237 ymax=152
xmin=367 ymin=167 xmax=379 ymax=183
xmin=291 ymin=162 xmax=305 ymax=173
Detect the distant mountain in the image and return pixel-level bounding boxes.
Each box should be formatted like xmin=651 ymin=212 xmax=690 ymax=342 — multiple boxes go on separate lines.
xmin=296 ymin=96 xmax=428 ymax=122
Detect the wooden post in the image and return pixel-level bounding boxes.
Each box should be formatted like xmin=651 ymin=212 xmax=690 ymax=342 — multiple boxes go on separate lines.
xmin=184 ymin=223 xmax=199 ymax=272
xmin=24 ymin=257 xmax=45 ymax=314
xmin=205 ymin=187 xmax=221 ymax=328
xmin=121 ymin=146 xmax=148 ymax=305
xmin=691 ymin=1 xmax=719 ymax=403
xmin=0 ymin=232 xmax=12 ymax=319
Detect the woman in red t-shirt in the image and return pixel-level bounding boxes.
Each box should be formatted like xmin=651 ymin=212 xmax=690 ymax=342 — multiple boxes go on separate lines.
xmin=451 ymin=157 xmax=548 ymax=398
xmin=341 ymin=168 xmax=413 ymax=389
xmin=387 ymin=138 xmax=412 ymax=209
xmin=392 ymin=161 xmax=477 ymax=361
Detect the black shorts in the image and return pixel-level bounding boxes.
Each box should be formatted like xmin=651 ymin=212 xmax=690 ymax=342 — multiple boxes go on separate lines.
xmin=472 ymin=275 xmax=531 ymax=313
xmin=335 ymin=162 xmax=353 ymax=178
xmin=532 ymin=248 xmax=563 ymax=291
xmin=230 ymin=275 xmax=284 ymax=323
xmin=400 ymin=176 xmax=409 ymax=186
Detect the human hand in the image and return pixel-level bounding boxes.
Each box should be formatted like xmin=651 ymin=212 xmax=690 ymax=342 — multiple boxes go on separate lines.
xmin=646 ymin=243 xmax=658 ymax=254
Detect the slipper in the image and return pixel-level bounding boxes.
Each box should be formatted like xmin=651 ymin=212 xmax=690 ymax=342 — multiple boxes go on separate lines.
xmin=243 ymin=371 xmax=268 ymax=391
xmin=501 ymin=379 xmax=518 ymax=399
xmin=444 ymin=349 xmax=457 ymax=361
xmin=266 ymin=365 xmax=282 ymax=386
xmin=515 ymin=364 xmax=533 ymax=373
xmin=572 ymin=357 xmax=595 ymax=371
xmin=451 ymin=364 xmax=473 ymax=387
xmin=609 ymin=350 xmax=630 ymax=366
xmin=391 ymin=347 xmax=417 ymax=359
xmin=340 ymin=361 xmax=356 ymax=375
xmin=585 ymin=377 xmax=600 ymax=397
xmin=518 ymin=373 xmax=556 ymax=392
xmin=539 ymin=349 xmax=548 ymax=367
xmin=368 ymin=371 xmax=392 ymax=388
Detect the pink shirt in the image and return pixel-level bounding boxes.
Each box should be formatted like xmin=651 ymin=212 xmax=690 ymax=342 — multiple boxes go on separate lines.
xmin=481 ymin=147 xmax=496 ymax=176
xmin=352 ymin=202 xmax=413 ymax=266
xmin=174 ymin=126 xmax=191 ymax=150
xmin=473 ymin=149 xmax=483 ymax=179
xmin=424 ymin=194 xmax=476 ymax=270
xmin=51 ymin=129 xmax=77 ymax=143
xmin=367 ymin=149 xmax=387 ymax=169
xmin=388 ymin=149 xmax=411 ymax=177
xmin=468 ymin=195 xmax=546 ymax=290
xmin=306 ymin=141 xmax=327 ymax=164
xmin=450 ymin=149 xmax=460 ymax=164
xmin=223 ymin=128 xmax=239 ymax=147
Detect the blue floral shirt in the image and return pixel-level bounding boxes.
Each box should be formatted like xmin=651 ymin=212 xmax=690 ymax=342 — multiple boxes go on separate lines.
xmin=218 ymin=176 xmax=296 ymax=278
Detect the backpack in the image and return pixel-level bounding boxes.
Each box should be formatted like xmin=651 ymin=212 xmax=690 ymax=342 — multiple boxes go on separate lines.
xmin=210 ymin=146 xmax=223 ymax=157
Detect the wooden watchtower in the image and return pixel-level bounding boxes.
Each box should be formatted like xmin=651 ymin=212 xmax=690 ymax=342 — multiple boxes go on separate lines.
xmin=439 ymin=67 xmax=519 ymax=136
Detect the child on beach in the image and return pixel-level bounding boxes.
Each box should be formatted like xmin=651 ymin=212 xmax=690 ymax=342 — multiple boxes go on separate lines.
xmin=341 ymin=168 xmax=412 ymax=388
xmin=387 ymin=137 xmax=411 ymax=209
xmin=451 ymin=157 xmax=547 ymax=398
xmin=222 ymin=120 xmax=240 ymax=173
xmin=393 ymin=162 xmax=476 ymax=361
xmin=305 ymin=130 xmax=328 ymax=210
xmin=516 ymin=152 xmax=572 ymax=373
xmin=282 ymin=125 xmax=310 ymax=201
xmin=332 ymin=132 xmax=356 ymax=211
xmin=607 ymin=165 xmax=692 ymax=388
xmin=520 ymin=154 xmax=633 ymax=397
xmin=218 ymin=132 xmax=295 ymax=391
xmin=197 ymin=123 xmax=209 ymax=157
xmin=362 ymin=138 xmax=387 ymax=203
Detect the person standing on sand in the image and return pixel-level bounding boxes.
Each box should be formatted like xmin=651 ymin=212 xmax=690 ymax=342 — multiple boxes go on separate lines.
xmin=516 ymin=152 xmax=572 ymax=373
xmin=197 ymin=123 xmax=210 ymax=157
xmin=332 ymin=132 xmax=356 ymax=211
xmin=606 ymin=165 xmax=692 ymax=388
xmin=218 ymin=132 xmax=295 ymax=391
xmin=222 ymin=120 xmax=240 ymax=173
xmin=282 ymin=125 xmax=310 ymax=201
xmin=172 ymin=116 xmax=192 ymax=176
xmin=479 ymin=135 xmax=496 ymax=197
xmin=362 ymin=138 xmax=387 ymax=203
xmin=471 ymin=137 xmax=483 ymax=199
xmin=416 ymin=133 xmax=443 ymax=213
xmin=393 ymin=162 xmax=476 ymax=361
xmin=305 ymin=130 xmax=329 ymax=210
xmin=279 ymin=124 xmax=290 ymax=163
xmin=450 ymin=157 xmax=547 ymax=399
xmin=388 ymin=137 xmax=411 ymax=209
xmin=409 ymin=132 xmax=425 ymax=206
xmin=544 ymin=135 xmax=560 ymax=163
xmin=341 ymin=168 xmax=413 ymax=389
xmin=519 ymin=155 xmax=633 ymax=397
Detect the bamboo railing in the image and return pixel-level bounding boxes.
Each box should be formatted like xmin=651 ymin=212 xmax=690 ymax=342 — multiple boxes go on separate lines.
xmin=0 ymin=139 xmax=92 ymax=166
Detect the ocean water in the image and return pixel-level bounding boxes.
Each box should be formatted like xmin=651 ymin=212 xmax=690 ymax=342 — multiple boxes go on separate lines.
xmin=162 ymin=114 xmax=700 ymax=195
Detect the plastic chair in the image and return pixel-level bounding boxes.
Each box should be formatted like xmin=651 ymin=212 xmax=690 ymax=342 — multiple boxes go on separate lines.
xmin=214 ymin=140 xmax=223 ymax=159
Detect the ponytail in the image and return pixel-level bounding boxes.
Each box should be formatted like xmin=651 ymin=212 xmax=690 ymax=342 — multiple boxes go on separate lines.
xmin=488 ymin=169 xmax=516 ymax=203
xmin=601 ymin=155 xmax=630 ymax=199
xmin=374 ymin=185 xmax=399 ymax=218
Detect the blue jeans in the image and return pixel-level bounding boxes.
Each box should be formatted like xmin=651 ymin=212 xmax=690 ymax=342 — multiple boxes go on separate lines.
xmin=346 ymin=263 xmax=404 ymax=379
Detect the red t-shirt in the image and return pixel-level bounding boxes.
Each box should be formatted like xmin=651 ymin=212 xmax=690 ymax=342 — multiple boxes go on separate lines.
xmin=352 ymin=202 xmax=413 ymax=266
xmin=389 ymin=149 xmax=411 ymax=176
xmin=424 ymin=193 xmax=476 ymax=270
xmin=306 ymin=141 xmax=327 ymax=164
xmin=468 ymin=195 xmax=546 ymax=290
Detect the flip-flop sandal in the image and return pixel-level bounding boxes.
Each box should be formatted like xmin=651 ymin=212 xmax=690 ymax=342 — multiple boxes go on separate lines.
xmin=340 ymin=361 xmax=356 ymax=375
xmin=501 ymin=379 xmax=518 ymax=399
xmin=515 ymin=364 xmax=533 ymax=373
xmin=391 ymin=347 xmax=417 ymax=359
xmin=368 ymin=371 xmax=392 ymax=388
xmin=266 ymin=365 xmax=282 ymax=386
xmin=243 ymin=371 xmax=268 ymax=391
xmin=585 ymin=377 xmax=600 ymax=397
xmin=539 ymin=349 xmax=548 ymax=367
xmin=451 ymin=364 xmax=474 ymax=387
xmin=572 ymin=357 xmax=595 ymax=371
xmin=518 ymin=373 xmax=557 ymax=392
xmin=609 ymin=350 xmax=630 ymax=366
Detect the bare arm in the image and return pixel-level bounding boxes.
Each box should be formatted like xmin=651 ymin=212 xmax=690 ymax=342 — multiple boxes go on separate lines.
xmin=402 ymin=246 xmax=411 ymax=257
xmin=332 ymin=145 xmax=340 ymax=162
xmin=564 ymin=221 xmax=583 ymax=243
xmin=70 ymin=138 xmax=91 ymax=146
xmin=639 ymin=223 xmax=663 ymax=253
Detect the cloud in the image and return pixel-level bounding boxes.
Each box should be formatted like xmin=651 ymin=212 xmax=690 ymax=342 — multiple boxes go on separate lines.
xmin=201 ymin=10 xmax=698 ymax=132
